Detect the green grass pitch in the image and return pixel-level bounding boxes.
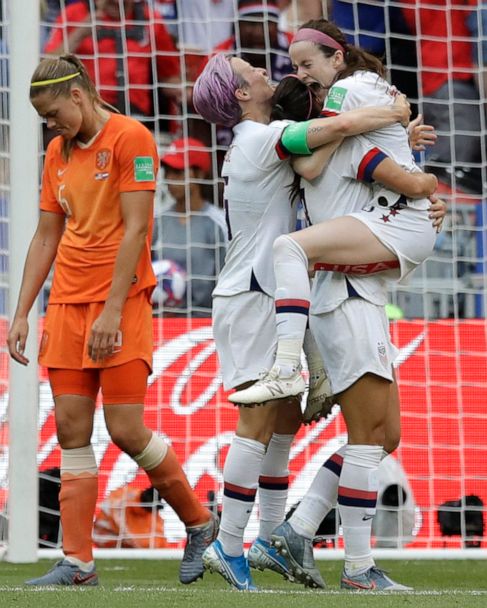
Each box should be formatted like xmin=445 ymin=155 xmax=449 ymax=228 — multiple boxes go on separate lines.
xmin=1 ymin=559 xmax=486 ymax=608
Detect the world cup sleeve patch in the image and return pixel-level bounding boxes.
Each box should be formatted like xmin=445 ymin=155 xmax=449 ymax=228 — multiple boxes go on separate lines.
xmin=134 ymin=156 xmax=155 ymax=182
xmin=325 ymin=86 xmax=348 ymax=111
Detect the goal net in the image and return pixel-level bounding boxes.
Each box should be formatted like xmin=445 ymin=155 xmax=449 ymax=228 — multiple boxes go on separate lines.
xmin=0 ymin=0 xmax=486 ymax=559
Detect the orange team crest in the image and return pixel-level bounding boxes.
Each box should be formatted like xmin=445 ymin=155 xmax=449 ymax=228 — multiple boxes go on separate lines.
xmin=96 ymin=149 xmax=111 ymax=170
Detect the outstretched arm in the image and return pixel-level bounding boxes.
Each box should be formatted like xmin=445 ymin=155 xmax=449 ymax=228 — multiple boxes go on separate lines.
xmin=282 ymin=94 xmax=410 ymax=154
xmin=310 ymin=96 xmax=410 ymax=148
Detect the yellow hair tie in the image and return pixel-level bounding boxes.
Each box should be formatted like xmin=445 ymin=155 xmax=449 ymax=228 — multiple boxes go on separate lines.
xmin=31 ymin=72 xmax=81 ymax=87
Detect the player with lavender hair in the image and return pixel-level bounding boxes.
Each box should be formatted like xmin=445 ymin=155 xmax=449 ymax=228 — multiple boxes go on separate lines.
xmin=192 ymin=52 xmax=414 ymax=591
xmin=192 ymin=53 xmax=245 ymax=128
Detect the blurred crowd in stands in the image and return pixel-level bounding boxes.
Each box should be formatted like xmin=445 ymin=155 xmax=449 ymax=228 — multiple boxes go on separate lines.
xmin=1 ymin=1 xmax=486 ymax=317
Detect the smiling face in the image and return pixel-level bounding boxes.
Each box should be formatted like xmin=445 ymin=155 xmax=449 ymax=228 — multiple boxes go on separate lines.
xmin=31 ymin=88 xmax=83 ymax=140
xmin=289 ymin=40 xmax=343 ymax=89
xmin=230 ymin=56 xmax=275 ymax=105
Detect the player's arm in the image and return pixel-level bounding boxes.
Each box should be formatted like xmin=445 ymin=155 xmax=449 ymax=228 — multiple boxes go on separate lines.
xmin=372 ymin=158 xmax=438 ymax=199
xmin=292 ymin=139 xmax=343 ymax=181
xmin=7 ymin=211 xmax=65 ymax=365
xmin=87 ymin=190 xmax=153 ymax=362
xmin=281 ymin=94 xmax=410 ymax=155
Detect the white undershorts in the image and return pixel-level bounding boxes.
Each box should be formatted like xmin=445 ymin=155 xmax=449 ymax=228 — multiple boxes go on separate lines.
xmin=309 ymin=298 xmax=398 ymax=395
xmin=212 ymin=291 xmax=277 ymax=390
xmin=349 ymin=204 xmax=437 ymax=283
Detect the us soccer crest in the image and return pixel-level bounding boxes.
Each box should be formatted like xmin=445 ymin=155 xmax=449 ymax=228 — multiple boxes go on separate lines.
xmin=96 ymin=149 xmax=111 ymax=170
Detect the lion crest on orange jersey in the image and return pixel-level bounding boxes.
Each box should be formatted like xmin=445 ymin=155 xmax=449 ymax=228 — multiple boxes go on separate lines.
xmin=96 ymin=149 xmax=111 ymax=170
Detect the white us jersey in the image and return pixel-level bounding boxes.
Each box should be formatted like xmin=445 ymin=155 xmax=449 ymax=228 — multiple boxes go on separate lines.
xmin=304 ymin=136 xmax=392 ymax=314
xmin=323 ymin=70 xmax=430 ymax=211
xmin=213 ymin=119 xmax=297 ymax=297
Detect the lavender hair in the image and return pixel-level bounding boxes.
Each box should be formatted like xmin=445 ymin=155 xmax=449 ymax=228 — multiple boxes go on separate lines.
xmin=193 ymin=54 xmax=244 ymax=127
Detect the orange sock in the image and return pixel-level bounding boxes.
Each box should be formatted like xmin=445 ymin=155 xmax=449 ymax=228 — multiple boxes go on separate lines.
xmin=60 ymin=472 xmax=98 ymax=563
xmin=145 ymin=446 xmax=210 ymax=528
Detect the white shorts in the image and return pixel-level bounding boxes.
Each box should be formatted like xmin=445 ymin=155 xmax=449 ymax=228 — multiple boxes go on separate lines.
xmin=349 ymin=204 xmax=437 ymax=283
xmin=212 ymin=292 xmax=277 ymax=390
xmin=309 ymin=298 xmax=398 ymax=395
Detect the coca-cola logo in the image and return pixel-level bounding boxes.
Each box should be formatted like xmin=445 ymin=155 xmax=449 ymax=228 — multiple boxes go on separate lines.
xmin=1 ymin=318 xmax=486 ymax=547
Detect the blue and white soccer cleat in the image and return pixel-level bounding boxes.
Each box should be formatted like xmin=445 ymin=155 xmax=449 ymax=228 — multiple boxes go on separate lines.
xmin=248 ymin=537 xmax=294 ymax=581
xmin=202 ymin=539 xmax=257 ymax=591
xmin=271 ymin=521 xmax=326 ymax=588
xmin=340 ymin=566 xmax=413 ymax=591
xmin=25 ymin=559 xmax=98 ymax=586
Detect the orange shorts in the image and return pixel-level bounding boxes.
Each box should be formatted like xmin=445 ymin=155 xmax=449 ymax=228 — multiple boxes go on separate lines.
xmin=39 ymin=290 xmax=153 ymax=370
xmin=48 ymin=360 xmax=150 ymax=404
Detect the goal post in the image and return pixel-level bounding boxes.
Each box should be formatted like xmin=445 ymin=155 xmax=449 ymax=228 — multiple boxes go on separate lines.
xmin=0 ymin=0 xmax=486 ymax=562
xmin=3 ymin=0 xmax=39 ymax=562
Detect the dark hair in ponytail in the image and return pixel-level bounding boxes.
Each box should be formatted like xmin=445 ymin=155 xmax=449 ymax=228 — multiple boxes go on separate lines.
xmin=271 ymin=75 xmax=322 ymax=122
xmin=30 ymin=54 xmax=118 ymax=160
xmin=270 ymin=77 xmax=323 ymax=204
xmin=298 ymin=19 xmax=386 ymax=81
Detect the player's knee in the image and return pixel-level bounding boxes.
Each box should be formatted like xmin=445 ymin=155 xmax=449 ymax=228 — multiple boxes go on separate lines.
xmin=107 ymin=422 xmax=150 ymax=456
xmin=273 ymin=234 xmax=290 ymax=260
xmin=273 ymin=234 xmax=307 ymax=265
xmin=55 ymin=412 xmax=92 ymax=448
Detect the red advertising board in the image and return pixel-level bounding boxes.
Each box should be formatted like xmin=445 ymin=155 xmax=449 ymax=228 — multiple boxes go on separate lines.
xmin=1 ymin=318 xmax=486 ymax=548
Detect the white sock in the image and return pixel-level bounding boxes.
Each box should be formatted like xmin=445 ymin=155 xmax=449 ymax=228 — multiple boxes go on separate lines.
xmin=274 ymin=339 xmax=303 ymax=377
xmin=273 ymin=234 xmax=310 ymax=374
xmin=290 ymin=445 xmax=347 ymax=539
xmin=218 ymin=436 xmax=266 ymax=556
xmin=258 ymin=433 xmax=293 ymax=541
xmin=338 ymin=444 xmax=383 ymax=575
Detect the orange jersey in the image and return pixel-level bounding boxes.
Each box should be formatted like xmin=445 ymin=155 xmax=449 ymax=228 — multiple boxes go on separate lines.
xmin=40 ymin=113 xmax=158 ymax=303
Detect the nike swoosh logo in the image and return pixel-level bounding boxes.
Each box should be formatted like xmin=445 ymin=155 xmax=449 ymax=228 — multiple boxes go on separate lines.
xmin=57 ymin=168 xmax=67 ymax=177
xmin=73 ymin=572 xmax=97 ymax=585
xmin=362 ymin=515 xmax=374 ymax=521
xmin=343 ymin=577 xmax=377 ymax=590
xmin=393 ymin=332 xmax=425 ymax=367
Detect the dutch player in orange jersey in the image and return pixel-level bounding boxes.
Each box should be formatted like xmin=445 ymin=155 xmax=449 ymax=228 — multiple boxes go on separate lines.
xmin=6 ymin=54 xmax=217 ymax=586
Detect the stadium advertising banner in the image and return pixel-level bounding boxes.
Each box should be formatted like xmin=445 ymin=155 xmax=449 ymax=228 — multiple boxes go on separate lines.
xmin=1 ymin=318 xmax=486 ymax=549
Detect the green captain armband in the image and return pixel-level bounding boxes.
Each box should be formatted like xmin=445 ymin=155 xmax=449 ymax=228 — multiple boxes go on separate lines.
xmin=281 ymin=121 xmax=313 ymax=155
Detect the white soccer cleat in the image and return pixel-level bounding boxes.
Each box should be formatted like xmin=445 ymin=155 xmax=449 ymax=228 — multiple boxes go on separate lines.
xmin=229 ymin=365 xmax=306 ymax=405
xmin=303 ymin=368 xmax=335 ymax=424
